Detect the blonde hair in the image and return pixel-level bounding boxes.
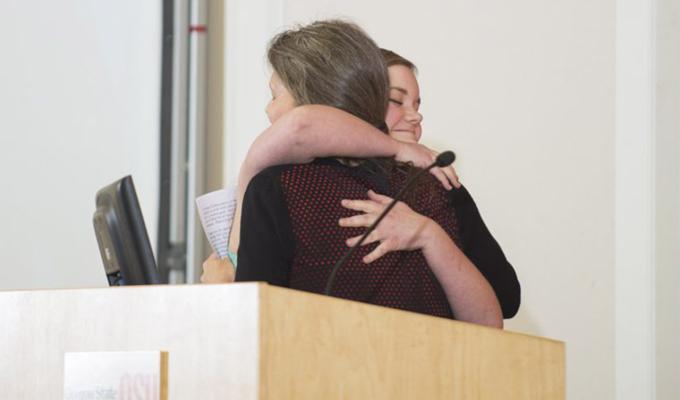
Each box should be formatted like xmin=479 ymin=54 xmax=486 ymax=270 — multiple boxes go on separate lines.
xmin=380 ymin=48 xmax=417 ymax=72
xmin=267 ymin=20 xmax=389 ymax=130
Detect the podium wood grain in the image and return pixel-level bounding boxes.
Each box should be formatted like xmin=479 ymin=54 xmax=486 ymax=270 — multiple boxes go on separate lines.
xmin=0 ymin=283 xmax=564 ymax=399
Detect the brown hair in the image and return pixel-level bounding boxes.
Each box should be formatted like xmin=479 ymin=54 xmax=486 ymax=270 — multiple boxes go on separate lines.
xmin=267 ymin=22 xmax=430 ymax=195
xmin=380 ymin=48 xmax=417 ymax=73
xmin=268 ymin=20 xmax=389 ymax=130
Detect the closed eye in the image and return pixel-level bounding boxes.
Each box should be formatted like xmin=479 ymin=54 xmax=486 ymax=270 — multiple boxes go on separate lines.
xmin=389 ymin=98 xmax=403 ymax=106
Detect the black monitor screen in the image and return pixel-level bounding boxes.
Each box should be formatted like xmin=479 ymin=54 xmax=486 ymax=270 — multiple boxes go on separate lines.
xmin=93 ymin=175 xmax=160 ymax=285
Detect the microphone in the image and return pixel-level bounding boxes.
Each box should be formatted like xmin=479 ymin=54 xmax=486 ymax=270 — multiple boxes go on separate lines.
xmin=324 ymin=150 xmax=456 ymax=295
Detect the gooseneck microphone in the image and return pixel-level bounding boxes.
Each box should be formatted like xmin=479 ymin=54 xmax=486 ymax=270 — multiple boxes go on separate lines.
xmin=323 ymin=151 xmax=456 ymax=296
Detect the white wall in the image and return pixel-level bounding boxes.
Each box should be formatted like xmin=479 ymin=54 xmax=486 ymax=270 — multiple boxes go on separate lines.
xmin=615 ymin=0 xmax=656 ymax=398
xmin=223 ymin=0 xmax=283 ymax=185
xmin=224 ymin=0 xmax=618 ymax=398
xmin=0 ymin=1 xmax=161 ymax=290
xmin=654 ymin=0 xmax=680 ymax=397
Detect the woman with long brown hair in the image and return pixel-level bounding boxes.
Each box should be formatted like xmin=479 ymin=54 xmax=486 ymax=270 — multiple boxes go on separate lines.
xmin=228 ymin=20 xmax=512 ymax=327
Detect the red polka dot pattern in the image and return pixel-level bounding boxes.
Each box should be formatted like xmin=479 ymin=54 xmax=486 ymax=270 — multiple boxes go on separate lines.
xmin=279 ymin=163 xmax=462 ymax=319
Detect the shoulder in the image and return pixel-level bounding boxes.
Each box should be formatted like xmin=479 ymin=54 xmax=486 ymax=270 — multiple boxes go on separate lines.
xmin=242 ymin=165 xmax=295 ymax=213
xmin=246 ymin=160 xmax=349 ymax=201
xmin=446 ymin=184 xmax=475 ymax=209
xmin=252 ymin=164 xmax=292 ymax=182
xmin=253 ymin=159 xmax=346 ymax=180
xmin=246 ymin=165 xmax=293 ymax=193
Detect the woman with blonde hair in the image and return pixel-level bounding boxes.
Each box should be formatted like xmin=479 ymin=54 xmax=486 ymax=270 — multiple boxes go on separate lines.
xmin=202 ymin=42 xmax=520 ymax=322
xmin=221 ymin=20 xmax=515 ymax=327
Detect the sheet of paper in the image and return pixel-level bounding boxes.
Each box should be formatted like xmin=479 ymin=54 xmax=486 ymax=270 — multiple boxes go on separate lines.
xmin=195 ymin=187 xmax=236 ymax=259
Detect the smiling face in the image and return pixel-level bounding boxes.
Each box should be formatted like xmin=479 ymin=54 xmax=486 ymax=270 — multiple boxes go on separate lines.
xmin=385 ymin=65 xmax=423 ymax=143
xmin=265 ymin=71 xmax=296 ymax=124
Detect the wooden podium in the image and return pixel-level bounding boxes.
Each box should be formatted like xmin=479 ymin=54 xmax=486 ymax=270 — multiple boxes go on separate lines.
xmin=0 ymin=283 xmax=564 ymax=399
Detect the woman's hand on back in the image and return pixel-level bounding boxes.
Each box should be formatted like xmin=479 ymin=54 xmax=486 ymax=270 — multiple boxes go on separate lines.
xmin=338 ymin=190 xmax=439 ymax=263
xmin=394 ymin=141 xmax=461 ymax=190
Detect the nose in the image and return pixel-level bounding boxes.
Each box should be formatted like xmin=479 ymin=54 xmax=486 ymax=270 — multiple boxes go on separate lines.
xmin=405 ymin=109 xmax=423 ymax=125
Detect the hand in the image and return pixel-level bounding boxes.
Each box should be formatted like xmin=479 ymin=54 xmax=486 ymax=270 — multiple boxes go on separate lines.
xmin=338 ymin=190 xmax=434 ymax=263
xmin=394 ymin=142 xmax=461 ymax=190
xmin=200 ymin=252 xmax=236 ymax=283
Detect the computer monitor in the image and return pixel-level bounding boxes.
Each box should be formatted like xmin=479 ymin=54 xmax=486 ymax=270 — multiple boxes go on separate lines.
xmin=93 ymin=175 xmax=160 ymax=285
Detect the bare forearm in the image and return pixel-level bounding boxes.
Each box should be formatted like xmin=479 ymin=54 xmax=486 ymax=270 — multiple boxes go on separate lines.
xmin=240 ymin=105 xmax=400 ymax=189
xmin=419 ymin=222 xmax=503 ymax=328
xmin=233 ymin=105 xmax=401 ymax=252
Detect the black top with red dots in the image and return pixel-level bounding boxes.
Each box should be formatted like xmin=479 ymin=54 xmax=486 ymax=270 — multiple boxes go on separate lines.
xmin=236 ymin=158 xmax=520 ymax=319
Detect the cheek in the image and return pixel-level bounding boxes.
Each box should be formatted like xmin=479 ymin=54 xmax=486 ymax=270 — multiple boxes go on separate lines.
xmin=385 ymin=106 xmax=403 ymax=129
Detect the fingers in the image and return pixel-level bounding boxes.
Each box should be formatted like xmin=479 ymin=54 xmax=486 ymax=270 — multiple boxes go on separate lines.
xmin=339 ymin=212 xmax=375 ymax=228
xmin=342 ymin=191 xmax=391 ymax=208
xmin=345 ymin=230 xmax=380 ymax=247
xmin=343 ymin=231 xmax=393 ymax=264
xmin=340 ymin=198 xmax=381 ymax=213
xmin=344 ymin=228 xmax=395 ymax=264
xmin=429 ymin=166 xmax=463 ymax=190
xmin=345 ymin=234 xmax=362 ymax=247
xmin=201 ymin=256 xmax=236 ymax=284
xmin=366 ymin=190 xmax=392 ymax=204
xmin=396 ymin=143 xmax=462 ymax=189
xmin=201 ymin=252 xmax=220 ymax=283
xmin=339 ymin=194 xmax=389 ymax=227
xmin=201 ymin=257 xmax=212 ymax=273
xmin=444 ymin=166 xmax=462 ymax=189
xmin=429 ymin=168 xmax=453 ymax=190
xmin=363 ymin=241 xmax=392 ymax=263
